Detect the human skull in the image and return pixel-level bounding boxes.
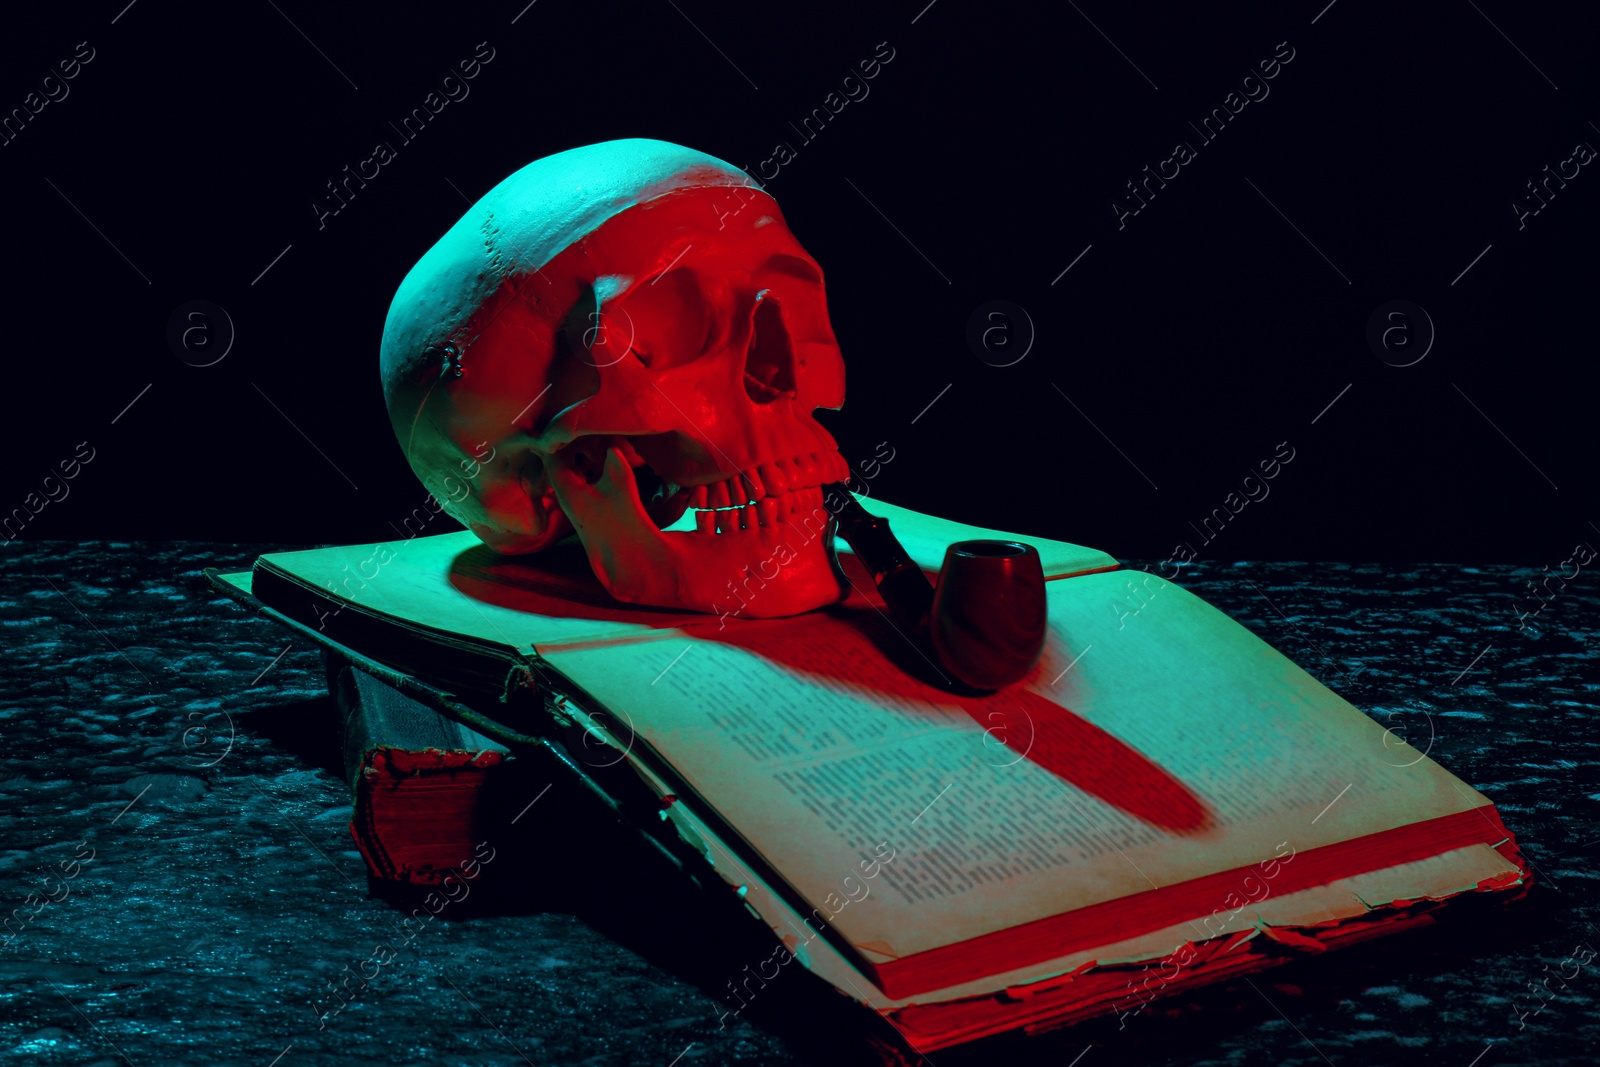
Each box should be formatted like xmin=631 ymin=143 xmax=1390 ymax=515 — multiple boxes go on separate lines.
xmin=380 ymin=139 xmax=852 ymax=618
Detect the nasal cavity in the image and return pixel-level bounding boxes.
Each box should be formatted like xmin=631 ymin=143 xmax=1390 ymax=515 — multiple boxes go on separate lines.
xmin=743 ymin=294 xmax=797 ymax=404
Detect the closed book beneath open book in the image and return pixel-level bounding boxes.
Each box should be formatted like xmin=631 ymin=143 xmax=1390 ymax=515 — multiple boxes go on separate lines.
xmin=208 ymin=496 xmax=1529 ymax=1052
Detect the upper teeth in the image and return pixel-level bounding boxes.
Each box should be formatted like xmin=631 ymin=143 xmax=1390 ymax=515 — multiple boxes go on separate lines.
xmin=688 ymin=450 xmax=848 ymax=511
xmin=684 ymin=450 xmax=849 ymax=534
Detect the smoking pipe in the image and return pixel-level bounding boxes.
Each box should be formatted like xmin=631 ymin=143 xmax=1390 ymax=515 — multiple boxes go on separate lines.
xmin=826 ymin=486 xmax=1048 ymax=692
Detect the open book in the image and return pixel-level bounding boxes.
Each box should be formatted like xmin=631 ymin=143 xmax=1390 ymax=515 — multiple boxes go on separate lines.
xmin=210 ymin=497 xmax=1529 ymax=1051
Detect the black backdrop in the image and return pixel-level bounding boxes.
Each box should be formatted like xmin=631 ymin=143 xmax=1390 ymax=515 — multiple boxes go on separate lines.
xmin=4 ymin=0 xmax=1596 ymax=563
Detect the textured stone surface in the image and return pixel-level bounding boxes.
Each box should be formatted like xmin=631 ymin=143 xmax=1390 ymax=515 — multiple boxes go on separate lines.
xmin=1 ymin=543 xmax=1595 ymax=1066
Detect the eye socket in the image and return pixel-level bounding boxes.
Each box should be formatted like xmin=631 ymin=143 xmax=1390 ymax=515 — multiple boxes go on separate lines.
xmin=617 ymin=269 xmax=713 ymax=371
xmin=518 ymin=455 xmax=550 ymax=499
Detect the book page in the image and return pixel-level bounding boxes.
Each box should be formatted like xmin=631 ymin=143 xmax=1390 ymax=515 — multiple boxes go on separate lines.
xmin=254 ymin=532 xmax=707 ymax=652
xmin=539 ymin=569 xmax=1488 ymax=962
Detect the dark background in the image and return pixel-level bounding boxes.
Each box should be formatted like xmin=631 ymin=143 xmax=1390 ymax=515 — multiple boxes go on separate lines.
xmin=3 ymin=0 xmax=1597 ymax=562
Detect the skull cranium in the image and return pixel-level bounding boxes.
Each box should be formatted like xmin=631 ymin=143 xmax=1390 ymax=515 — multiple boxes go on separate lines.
xmin=380 ymin=139 xmax=852 ymax=618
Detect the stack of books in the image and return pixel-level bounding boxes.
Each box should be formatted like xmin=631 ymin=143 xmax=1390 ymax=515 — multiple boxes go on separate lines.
xmin=207 ymin=496 xmax=1529 ymax=1053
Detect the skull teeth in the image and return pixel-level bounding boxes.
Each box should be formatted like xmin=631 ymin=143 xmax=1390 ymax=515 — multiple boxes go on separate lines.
xmin=741 ymin=468 xmax=766 ymax=500
xmin=686 ymin=483 xmax=828 ymax=535
xmin=758 ymin=460 xmax=790 ymax=494
xmin=687 ymin=450 xmax=840 ymax=514
xmin=675 ymin=447 xmax=842 ymax=535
